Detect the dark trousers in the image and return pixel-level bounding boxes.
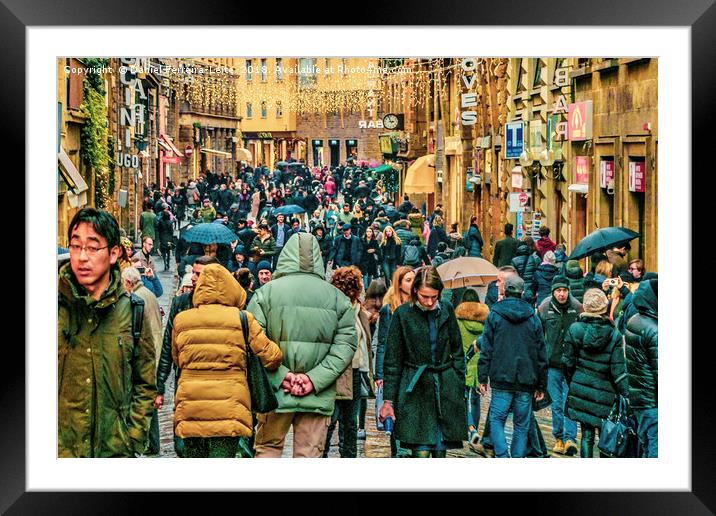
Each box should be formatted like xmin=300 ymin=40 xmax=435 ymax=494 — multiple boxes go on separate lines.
xmin=324 ymin=368 xmax=361 ymax=458
xmin=183 ymin=437 xmax=240 ymax=458
xmin=160 ymin=244 xmax=171 ymax=269
xmin=146 ymin=409 xmax=160 ymax=455
xmin=580 ymin=424 xmax=607 ymax=458
xmin=359 ymin=398 xmax=367 ymax=431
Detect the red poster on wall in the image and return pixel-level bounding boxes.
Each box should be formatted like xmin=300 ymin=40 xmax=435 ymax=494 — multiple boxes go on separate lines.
xmin=576 ymin=156 xmax=590 ymax=184
xmin=629 ymin=160 xmax=646 ymax=193
xmin=600 ymin=159 xmax=615 ymax=188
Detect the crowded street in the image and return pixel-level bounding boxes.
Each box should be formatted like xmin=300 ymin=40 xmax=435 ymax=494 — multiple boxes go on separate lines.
xmin=58 ymin=56 xmax=658 ymax=460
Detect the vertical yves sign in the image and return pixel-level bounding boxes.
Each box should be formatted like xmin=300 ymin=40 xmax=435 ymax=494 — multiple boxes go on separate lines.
xmin=117 ymin=58 xmax=148 ymax=169
xmin=460 ymin=58 xmax=477 ymax=126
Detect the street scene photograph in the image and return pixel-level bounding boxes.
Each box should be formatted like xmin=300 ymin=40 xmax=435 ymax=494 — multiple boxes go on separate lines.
xmin=57 ymin=56 xmax=658 ymax=460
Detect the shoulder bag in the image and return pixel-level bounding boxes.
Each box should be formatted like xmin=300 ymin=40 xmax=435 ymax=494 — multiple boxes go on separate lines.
xmin=239 ymin=310 xmax=279 ymax=413
xmin=598 ymin=394 xmax=638 ymax=457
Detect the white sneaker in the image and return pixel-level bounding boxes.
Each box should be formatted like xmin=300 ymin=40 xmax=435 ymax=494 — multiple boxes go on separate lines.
xmin=357 ymin=429 xmax=367 ymax=440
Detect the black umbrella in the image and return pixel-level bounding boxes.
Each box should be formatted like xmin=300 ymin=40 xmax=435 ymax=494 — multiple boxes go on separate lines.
xmin=273 ymin=204 xmax=306 ymax=217
xmin=183 ymin=223 xmax=239 ymax=245
xmin=569 ymin=226 xmax=641 ymax=260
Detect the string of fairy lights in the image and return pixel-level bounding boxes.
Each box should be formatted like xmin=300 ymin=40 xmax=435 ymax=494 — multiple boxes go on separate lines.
xmin=163 ymin=57 xmax=477 ymax=116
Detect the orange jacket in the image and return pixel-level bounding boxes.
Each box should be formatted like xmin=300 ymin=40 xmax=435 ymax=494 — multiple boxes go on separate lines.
xmin=172 ymin=264 xmax=282 ymax=438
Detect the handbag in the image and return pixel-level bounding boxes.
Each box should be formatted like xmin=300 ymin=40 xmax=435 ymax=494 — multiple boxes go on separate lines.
xmin=598 ymin=395 xmax=637 ymax=457
xmin=239 ymin=311 xmax=279 ymax=413
xmin=532 ymin=388 xmax=552 ymax=411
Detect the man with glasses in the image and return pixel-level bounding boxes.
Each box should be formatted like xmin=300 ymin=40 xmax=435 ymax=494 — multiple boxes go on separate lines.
xmin=58 ymin=208 xmax=156 ymax=457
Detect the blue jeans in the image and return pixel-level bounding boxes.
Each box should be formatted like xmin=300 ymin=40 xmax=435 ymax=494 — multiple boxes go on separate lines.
xmin=363 ymin=273 xmax=374 ymax=293
xmin=466 ymin=386 xmax=480 ymax=434
xmin=489 ymin=390 xmax=531 ymax=458
xmin=635 ymin=408 xmax=658 ymax=458
xmin=382 ymin=261 xmax=397 ymax=286
xmin=547 ymin=368 xmax=577 ymax=442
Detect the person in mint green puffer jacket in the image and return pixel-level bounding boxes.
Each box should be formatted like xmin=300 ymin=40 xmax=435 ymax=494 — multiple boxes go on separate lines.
xmin=247 ymin=232 xmax=357 ymax=458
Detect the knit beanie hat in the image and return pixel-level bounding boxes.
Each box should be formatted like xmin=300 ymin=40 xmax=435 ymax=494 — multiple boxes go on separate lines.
xmin=583 ymin=288 xmax=609 ymax=314
xmin=551 ymin=276 xmax=570 ymax=292
xmin=256 ymin=260 xmax=273 ymax=273
xmin=543 ymin=250 xmax=556 ymax=265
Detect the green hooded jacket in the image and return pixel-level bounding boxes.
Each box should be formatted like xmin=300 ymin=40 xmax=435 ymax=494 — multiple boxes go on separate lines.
xmin=58 ymin=263 xmax=156 ymax=457
xmin=454 ymin=301 xmax=489 ymax=388
xmin=247 ymin=232 xmax=357 ymax=416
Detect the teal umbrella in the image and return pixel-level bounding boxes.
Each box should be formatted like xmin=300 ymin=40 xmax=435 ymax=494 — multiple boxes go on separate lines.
xmin=183 ymin=223 xmax=238 ymax=245
xmin=371 ymin=164 xmax=395 ymax=174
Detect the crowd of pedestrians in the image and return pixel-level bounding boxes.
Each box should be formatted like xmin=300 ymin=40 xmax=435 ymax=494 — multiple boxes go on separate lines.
xmin=57 ymin=159 xmax=658 ymax=460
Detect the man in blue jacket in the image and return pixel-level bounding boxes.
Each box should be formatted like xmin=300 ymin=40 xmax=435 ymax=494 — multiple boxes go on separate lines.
xmin=478 ymin=275 xmax=548 ymax=458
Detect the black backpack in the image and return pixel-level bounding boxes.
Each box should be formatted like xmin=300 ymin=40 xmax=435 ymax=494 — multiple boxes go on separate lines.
xmin=404 ymin=244 xmax=421 ymax=266
xmin=130 ymin=293 xmax=145 ymax=345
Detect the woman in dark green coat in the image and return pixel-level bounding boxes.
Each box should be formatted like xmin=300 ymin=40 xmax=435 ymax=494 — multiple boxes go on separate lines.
xmin=562 ymin=288 xmax=630 ymax=458
xmin=380 ymin=266 xmax=467 ymax=457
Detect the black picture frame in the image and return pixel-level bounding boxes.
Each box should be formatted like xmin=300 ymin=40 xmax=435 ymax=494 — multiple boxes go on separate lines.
xmin=6 ymin=0 xmax=712 ymax=512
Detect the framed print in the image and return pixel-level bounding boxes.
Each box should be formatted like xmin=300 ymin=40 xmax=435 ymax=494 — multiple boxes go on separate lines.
xmin=6 ymin=0 xmax=713 ymax=512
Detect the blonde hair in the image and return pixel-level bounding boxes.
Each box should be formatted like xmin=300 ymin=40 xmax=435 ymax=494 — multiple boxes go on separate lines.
xmin=380 ymin=226 xmax=401 ymax=246
xmin=384 ymin=266 xmax=415 ymax=313
xmin=595 ymin=260 xmax=614 ymax=278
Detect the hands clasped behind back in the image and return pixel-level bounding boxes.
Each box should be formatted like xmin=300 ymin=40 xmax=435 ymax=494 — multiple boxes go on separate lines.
xmin=281 ymin=372 xmax=314 ymax=397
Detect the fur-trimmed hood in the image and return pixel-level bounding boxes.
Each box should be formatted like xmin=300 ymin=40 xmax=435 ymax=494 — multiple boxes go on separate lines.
xmin=454 ymin=301 xmax=489 ymax=323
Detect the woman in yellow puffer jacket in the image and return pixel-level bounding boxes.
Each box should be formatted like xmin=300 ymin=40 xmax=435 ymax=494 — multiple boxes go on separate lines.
xmin=172 ymin=263 xmax=283 ymax=458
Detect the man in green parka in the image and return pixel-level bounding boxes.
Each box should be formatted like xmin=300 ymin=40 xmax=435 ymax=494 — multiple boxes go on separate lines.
xmin=248 ymin=232 xmax=357 ymax=458
xmin=58 ymin=208 xmax=156 ymax=458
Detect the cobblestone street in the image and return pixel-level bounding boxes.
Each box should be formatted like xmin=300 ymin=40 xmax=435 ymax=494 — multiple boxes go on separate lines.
xmin=154 ymin=228 xmax=579 ymax=459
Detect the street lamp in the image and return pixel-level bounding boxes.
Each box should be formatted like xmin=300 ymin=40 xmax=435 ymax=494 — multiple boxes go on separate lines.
xmin=538 ymin=148 xmax=566 ymax=181
xmin=519 ymin=149 xmax=542 ymax=179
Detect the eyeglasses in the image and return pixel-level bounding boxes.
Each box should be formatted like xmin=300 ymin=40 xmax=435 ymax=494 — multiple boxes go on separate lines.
xmin=68 ymin=243 xmax=109 ymax=256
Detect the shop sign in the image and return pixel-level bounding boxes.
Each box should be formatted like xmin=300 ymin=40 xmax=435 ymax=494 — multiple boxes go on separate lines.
xmin=505 ymin=121 xmax=524 ymax=159
xmin=568 ymin=101 xmax=593 ymax=141
xmin=516 ymin=212 xmax=525 ymax=240
xmin=529 ymin=120 xmax=543 ymax=154
xmin=466 ymin=168 xmax=474 ymax=192
xmin=163 ymin=155 xmax=181 ymax=164
xmin=257 ymin=132 xmax=273 ymax=140
xmin=379 ymin=135 xmax=396 ymax=155
xmin=460 ymin=58 xmax=478 ymax=126
xmin=576 ymin=156 xmax=590 ymax=184
xmin=509 ymin=192 xmax=532 ymax=213
xmin=629 ymin=159 xmax=646 ymax=193
xmin=531 ymin=212 xmax=542 ymax=239
xmin=547 ymin=114 xmax=564 ymax=158
xmin=600 ymin=159 xmax=615 ymax=188
xmin=117 ymin=57 xmax=147 ymax=170
xmin=359 ymin=119 xmax=384 ymax=129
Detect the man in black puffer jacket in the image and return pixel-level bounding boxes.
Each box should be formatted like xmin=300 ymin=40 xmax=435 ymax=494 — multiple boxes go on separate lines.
xmin=478 ymin=275 xmax=548 ymax=458
xmin=624 ymin=278 xmax=658 ymax=458
xmin=537 ymin=276 xmax=583 ymax=456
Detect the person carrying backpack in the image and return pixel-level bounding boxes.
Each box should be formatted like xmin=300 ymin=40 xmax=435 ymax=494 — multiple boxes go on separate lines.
xmin=401 ymin=237 xmax=430 ymax=268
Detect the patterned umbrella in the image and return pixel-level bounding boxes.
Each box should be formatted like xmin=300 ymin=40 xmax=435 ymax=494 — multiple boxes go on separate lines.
xmin=182 ymin=223 xmax=238 ymax=245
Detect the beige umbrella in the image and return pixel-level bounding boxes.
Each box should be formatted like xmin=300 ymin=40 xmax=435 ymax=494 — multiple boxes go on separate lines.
xmin=403 ymin=154 xmax=435 ymax=194
xmin=436 ymin=257 xmax=499 ymax=289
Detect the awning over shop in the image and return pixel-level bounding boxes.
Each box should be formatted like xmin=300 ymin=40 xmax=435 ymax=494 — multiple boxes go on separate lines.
xmin=58 ymin=147 xmax=88 ymax=195
xmin=403 ymin=154 xmax=435 ymax=194
xmin=235 ymin=147 xmax=252 ymax=162
xmin=158 ymin=140 xmax=173 ymax=152
xmin=201 ymin=148 xmax=232 ymax=158
xmin=160 ymin=133 xmax=184 ymax=157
